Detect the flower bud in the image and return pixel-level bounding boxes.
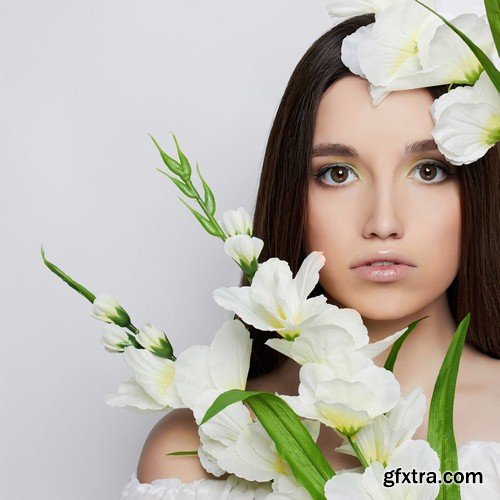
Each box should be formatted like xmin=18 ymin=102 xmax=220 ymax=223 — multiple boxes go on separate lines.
xmin=218 ymin=207 xmax=253 ymax=238
xmin=224 ymin=234 xmax=263 ymax=277
xmin=136 ymin=323 xmax=174 ymax=359
xmin=100 ymin=324 xmax=131 ymax=353
xmin=91 ymin=294 xmax=131 ymax=327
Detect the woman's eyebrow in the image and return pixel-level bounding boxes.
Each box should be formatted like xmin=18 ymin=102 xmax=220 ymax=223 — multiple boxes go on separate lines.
xmin=312 ymin=139 xmax=439 ymax=157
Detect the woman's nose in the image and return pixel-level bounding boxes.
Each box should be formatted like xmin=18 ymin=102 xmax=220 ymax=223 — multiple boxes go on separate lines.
xmin=361 ymin=186 xmax=405 ymax=240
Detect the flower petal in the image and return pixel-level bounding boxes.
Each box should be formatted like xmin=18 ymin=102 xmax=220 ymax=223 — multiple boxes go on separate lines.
xmin=123 ymin=347 xmax=178 ymax=407
xmin=104 ymin=378 xmax=166 ymax=412
xmin=293 ymin=251 xmax=325 ymax=302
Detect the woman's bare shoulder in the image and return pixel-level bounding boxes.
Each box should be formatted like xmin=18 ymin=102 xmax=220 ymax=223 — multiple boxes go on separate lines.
xmin=136 ymin=408 xmax=215 ymax=483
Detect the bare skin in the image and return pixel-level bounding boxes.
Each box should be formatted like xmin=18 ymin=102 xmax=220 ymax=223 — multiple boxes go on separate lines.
xmin=137 ymin=76 xmax=500 ymax=482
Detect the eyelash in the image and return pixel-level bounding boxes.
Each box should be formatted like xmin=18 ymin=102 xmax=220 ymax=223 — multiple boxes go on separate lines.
xmin=312 ymin=161 xmax=455 ymax=189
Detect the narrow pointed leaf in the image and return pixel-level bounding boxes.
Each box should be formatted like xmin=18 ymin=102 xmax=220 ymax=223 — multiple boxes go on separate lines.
xmin=156 ymin=168 xmax=197 ymax=199
xmin=149 ymin=134 xmax=184 ymax=177
xmin=427 ymin=313 xmax=471 ymax=499
xmin=196 ymin=162 xmax=216 ymax=216
xmin=41 ymin=246 xmax=96 ymax=303
xmin=166 ymin=450 xmax=198 ymax=456
xmin=202 ymin=389 xmax=335 ymax=500
xmin=484 ymin=0 xmax=500 ymax=56
xmin=414 ymin=0 xmax=500 ymax=92
xmin=201 ymin=389 xmax=260 ymax=424
xmin=171 ymin=133 xmax=192 ymax=182
xmin=178 ymin=197 xmax=220 ymax=237
xmin=384 ymin=316 xmax=429 ymax=372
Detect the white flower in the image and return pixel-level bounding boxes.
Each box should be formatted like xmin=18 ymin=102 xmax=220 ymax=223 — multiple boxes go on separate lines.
xmin=136 ymin=322 xmax=173 ymax=358
xmin=100 ymin=323 xmax=131 ymax=353
xmin=173 ymin=318 xmax=255 ymax=477
xmin=265 ymin=313 xmax=408 ymax=365
xmin=324 ymin=440 xmax=440 ymax=499
xmin=341 ymin=3 xmax=496 ymax=106
xmin=371 ymin=13 xmax=495 ymax=104
xmin=105 ymin=347 xmax=183 ymax=412
xmin=405 ymin=14 xmax=494 ymax=87
xmin=218 ymin=207 xmax=253 ymax=237
xmin=341 ymin=0 xmax=439 ymax=103
xmin=430 ymin=70 xmax=500 ymax=165
xmin=224 ymin=234 xmax=264 ymax=274
xmin=458 ymin=441 xmax=500 ymax=499
xmin=266 ymin=475 xmax=311 ymax=499
xmin=281 ymin=348 xmax=401 ymax=437
xmin=336 ymin=387 xmax=426 ymax=465
xmin=325 ymin=0 xmax=402 ymax=18
xmin=214 ymin=251 xmax=350 ymax=340
xmin=201 ymin=417 xmax=320 ymax=485
xmin=174 ymin=318 xmax=252 ymax=421
xmin=91 ymin=294 xmax=130 ymax=327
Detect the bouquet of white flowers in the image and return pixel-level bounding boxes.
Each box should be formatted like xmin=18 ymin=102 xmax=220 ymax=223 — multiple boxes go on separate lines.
xmin=42 ymin=1 xmax=499 ymax=498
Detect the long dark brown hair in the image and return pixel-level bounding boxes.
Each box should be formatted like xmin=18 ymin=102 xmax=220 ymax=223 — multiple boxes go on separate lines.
xmin=235 ymin=14 xmax=500 ymax=378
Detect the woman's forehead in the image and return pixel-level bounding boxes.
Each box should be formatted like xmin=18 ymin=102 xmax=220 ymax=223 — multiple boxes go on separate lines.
xmin=314 ymin=75 xmax=437 ymax=155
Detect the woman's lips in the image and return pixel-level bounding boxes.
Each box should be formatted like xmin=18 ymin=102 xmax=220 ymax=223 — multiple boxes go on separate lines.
xmin=351 ymin=263 xmax=414 ymax=282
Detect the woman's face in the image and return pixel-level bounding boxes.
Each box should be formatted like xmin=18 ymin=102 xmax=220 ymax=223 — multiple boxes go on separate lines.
xmin=307 ymin=75 xmax=461 ymax=320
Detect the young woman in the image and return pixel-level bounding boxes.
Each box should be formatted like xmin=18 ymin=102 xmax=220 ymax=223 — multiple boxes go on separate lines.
xmin=128 ymin=12 xmax=500 ymax=494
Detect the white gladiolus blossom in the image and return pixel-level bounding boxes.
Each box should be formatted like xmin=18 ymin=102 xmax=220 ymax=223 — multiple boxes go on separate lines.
xmin=400 ymin=14 xmax=495 ymax=88
xmin=265 ymin=313 xmax=408 ymax=365
xmin=174 ymin=319 xmax=254 ymax=476
xmin=341 ymin=3 xmax=496 ymax=106
xmin=335 ymin=387 xmax=426 ymax=465
xmin=324 ymin=440 xmax=441 ymax=499
xmin=201 ymin=416 xmax=321 ymax=485
xmin=431 ymin=69 xmax=500 ymax=165
xmin=218 ymin=207 xmax=253 ymax=237
xmin=174 ymin=318 xmax=252 ymax=421
xmin=91 ymin=294 xmax=130 ymax=327
xmin=325 ymin=0 xmax=402 ymax=18
xmin=340 ymin=0 xmax=440 ymax=103
xmin=266 ymin=475 xmax=311 ymax=499
xmin=213 ymin=251 xmax=357 ymax=340
xmin=105 ymin=347 xmax=183 ymax=412
xmin=136 ymin=322 xmax=173 ymax=358
xmin=224 ymin=234 xmax=264 ymax=268
xmin=174 ymin=319 xmax=324 ymax=486
xmin=100 ymin=323 xmax=130 ymax=353
xmin=281 ymin=348 xmax=401 ymax=437
xmin=388 ymin=13 xmax=491 ymax=94
xmin=458 ymin=441 xmax=500 ymax=498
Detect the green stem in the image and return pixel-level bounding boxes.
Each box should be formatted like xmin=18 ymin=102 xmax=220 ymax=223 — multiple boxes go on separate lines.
xmin=347 ymin=436 xmax=369 ymax=469
xmin=184 ymin=178 xmax=226 ymax=240
xmin=128 ymin=323 xmax=139 ymax=335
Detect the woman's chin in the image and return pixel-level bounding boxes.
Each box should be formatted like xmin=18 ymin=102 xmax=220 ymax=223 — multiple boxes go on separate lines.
xmin=333 ymin=295 xmax=428 ymax=323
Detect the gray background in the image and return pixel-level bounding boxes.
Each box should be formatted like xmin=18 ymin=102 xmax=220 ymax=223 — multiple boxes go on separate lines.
xmin=0 ymin=1 xmax=485 ymax=498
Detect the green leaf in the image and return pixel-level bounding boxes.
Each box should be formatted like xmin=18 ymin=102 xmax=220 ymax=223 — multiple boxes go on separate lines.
xmin=202 ymin=389 xmax=335 ymax=500
xmin=195 ymin=162 xmax=216 ymax=216
xmin=414 ymin=0 xmax=500 ymax=92
xmin=149 ymin=134 xmax=184 ymax=178
xmin=178 ymin=196 xmax=221 ymax=237
xmin=427 ymin=313 xmax=471 ymax=500
xmin=171 ymin=132 xmax=192 ymax=182
xmin=384 ymin=316 xmax=429 ymax=372
xmin=156 ymin=168 xmax=198 ymax=199
xmin=40 ymin=246 xmax=96 ymax=303
xmin=166 ymin=450 xmax=198 ymax=456
xmin=200 ymin=389 xmax=260 ymax=424
xmin=484 ymin=0 xmax=500 ymax=56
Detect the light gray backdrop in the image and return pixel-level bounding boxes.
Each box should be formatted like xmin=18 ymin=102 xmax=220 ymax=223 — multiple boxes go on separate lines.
xmin=0 ymin=1 xmax=485 ymax=498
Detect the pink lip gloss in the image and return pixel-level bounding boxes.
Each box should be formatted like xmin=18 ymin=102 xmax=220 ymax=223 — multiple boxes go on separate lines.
xmin=351 ymin=264 xmax=414 ymax=282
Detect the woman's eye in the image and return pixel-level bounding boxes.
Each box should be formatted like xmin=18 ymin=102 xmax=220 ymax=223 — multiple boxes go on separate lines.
xmin=409 ymin=162 xmax=449 ymax=184
xmin=314 ymin=164 xmax=358 ymax=188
